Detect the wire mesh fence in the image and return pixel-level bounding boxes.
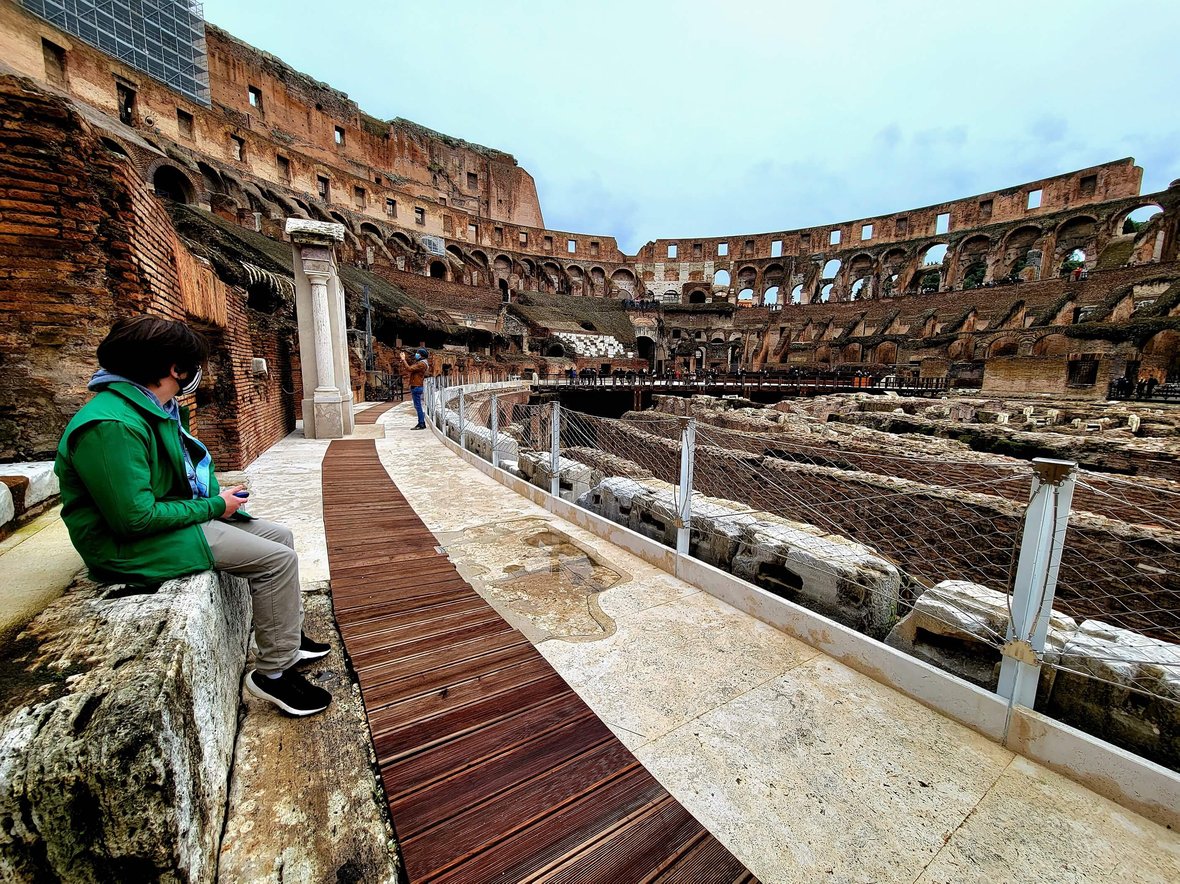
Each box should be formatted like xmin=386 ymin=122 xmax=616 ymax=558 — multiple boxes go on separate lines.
xmin=433 ymin=385 xmax=1180 ymax=751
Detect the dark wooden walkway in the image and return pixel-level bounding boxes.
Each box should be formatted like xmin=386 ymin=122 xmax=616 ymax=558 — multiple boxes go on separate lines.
xmin=323 ymin=405 xmax=756 ymax=882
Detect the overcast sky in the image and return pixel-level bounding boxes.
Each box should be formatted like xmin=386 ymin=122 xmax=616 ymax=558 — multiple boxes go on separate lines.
xmin=202 ymin=0 xmax=1179 ymax=254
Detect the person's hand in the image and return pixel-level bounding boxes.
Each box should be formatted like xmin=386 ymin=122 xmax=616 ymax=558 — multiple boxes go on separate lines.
xmin=219 ymin=485 xmax=248 ymax=518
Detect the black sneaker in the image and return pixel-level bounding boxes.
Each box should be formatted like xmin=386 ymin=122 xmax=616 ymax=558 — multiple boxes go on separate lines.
xmin=411 ymin=423 xmax=427 ymax=430
xmin=245 ymin=669 xmax=331 ymax=716
xmin=298 ymin=631 xmax=331 ymax=662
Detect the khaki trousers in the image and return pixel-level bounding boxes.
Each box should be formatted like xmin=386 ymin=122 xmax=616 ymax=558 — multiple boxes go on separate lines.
xmin=201 ymin=518 xmax=302 ymax=674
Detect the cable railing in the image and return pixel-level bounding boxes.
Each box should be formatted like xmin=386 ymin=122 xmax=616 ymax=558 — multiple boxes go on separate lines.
xmin=424 ymin=378 xmax=1180 ymax=769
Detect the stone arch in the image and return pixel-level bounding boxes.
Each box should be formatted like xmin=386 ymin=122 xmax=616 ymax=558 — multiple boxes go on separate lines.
xmin=737 ymin=288 xmax=755 ymax=306
xmin=918 ymin=242 xmax=949 ymax=266
xmin=736 ymin=265 xmax=757 ymax=290
xmin=850 ymin=277 xmax=869 ymax=300
xmin=429 ymin=260 xmax=447 ymax=279
xmin=820 ymin=283 xmax=834 ymax=303
xmin=873 ymin=341 xmax=898 ymax=364
xmin=566 ymin=264 xmax=586 ymax=295
xmin=610 ymin=267 xmax=637 ymax=295
xmin=988 ymin=336 xmax=1020 ymax=358
xmin=359 ymin=221 xmax=383 ymax=241
xmin=822 ymin=258 xmax=841 ymax=279
xmin=790 ymin=284 xmax=804 ymax=304
xmin=1053 ymin=215 xmax=1098 ymax=269
xmin=947 ymin=337 xmax=974 ymax=361
xmin=589 ymin=266 xmax=606 ymax=293
xmin=546 ymin=341 xmax=566 ymax=357
xmin=1000 ymin=224 xmax=1043 ymax=278
xmin=1031 ymin=333 xmax=1072 ymax=357
xmin=150 ymin=163 xmax=196 ymax=204
xmin=1114 ymin=203 xmax=1165 ymax=236
xmin=100 ymin=137 xmax=130 ymax=158
xmin=713 ymin=269 xmax=731 ymax=288
xmin=763 ymin=285 xmax=780 ymax=305
xmin=689 ymin=290 xmax=708 ymax=304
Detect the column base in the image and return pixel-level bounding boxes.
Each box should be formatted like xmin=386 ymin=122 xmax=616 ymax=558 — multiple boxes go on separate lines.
xmin=302 ymin=396 xmax=351 ymax=439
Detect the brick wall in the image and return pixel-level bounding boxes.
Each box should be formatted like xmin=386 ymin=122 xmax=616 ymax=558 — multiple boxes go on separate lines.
xmin=0 ymin=74 xmax=294 ymax=467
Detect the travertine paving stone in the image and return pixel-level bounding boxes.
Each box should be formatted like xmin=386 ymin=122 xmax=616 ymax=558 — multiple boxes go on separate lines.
xmin=372 ymin=401 xmax=1180 ymax=884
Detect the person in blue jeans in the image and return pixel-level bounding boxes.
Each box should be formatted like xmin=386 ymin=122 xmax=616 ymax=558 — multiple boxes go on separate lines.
xmin=398 ymin=348 xmax=431 ymax=429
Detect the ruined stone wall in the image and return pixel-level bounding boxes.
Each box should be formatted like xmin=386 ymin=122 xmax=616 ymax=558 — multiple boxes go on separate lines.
xmin=0 ymin=74 xmax=294 ymax=467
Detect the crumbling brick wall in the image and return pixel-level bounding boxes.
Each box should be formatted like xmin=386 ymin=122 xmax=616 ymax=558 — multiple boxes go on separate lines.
xmin=0 ymin=74 xmax=294 ymax=467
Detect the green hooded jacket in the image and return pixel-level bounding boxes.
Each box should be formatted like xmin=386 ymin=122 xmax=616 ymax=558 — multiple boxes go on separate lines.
xmin=54 ymin=382 xmax=232 ymax=583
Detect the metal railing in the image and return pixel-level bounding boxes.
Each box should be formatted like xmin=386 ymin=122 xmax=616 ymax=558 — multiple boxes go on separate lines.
xmin=427 ymin=378 xmax=1180 ymax=768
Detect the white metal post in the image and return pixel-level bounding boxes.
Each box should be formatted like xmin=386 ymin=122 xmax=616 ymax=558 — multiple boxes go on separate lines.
xmin=997 ymin=457 xmax=1077 ymax=708
xmin=550 ymin=402 xmax=561 ymax=498
xmin=490 ymin=394 xmax=500 ymax=468
xmin=676 ymin=419 xmax=696 ymax=556
xmin=458 ymin=389 xmax=467 ymax=450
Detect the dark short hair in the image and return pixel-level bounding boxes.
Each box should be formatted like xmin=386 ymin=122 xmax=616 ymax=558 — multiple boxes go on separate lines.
xmin=97 ymin=316 xmax=209 ymax=386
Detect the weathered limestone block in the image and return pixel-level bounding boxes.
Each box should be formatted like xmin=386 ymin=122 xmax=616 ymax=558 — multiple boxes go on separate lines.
xmin=0 ymin=484 xmax=12 ymax=530
xmin=0 ymin=462 xmax=59 ymax=509
xmin=886 ymin=580 xmax=1077 ymax=699
xmin=0 ymin=571 xmax=251 ymax=883
xmin=1045 ymin=620 xmax=1180 ymax=770
xmin=563 ymin=447 xmax=654 ymax=483
xmin=518 ymin=451 xmax=596 ymax=500
xmin=731 ymin=515 xmax=901 ymax=638
xmin=578 ymin=476 xmax=900 ymax=637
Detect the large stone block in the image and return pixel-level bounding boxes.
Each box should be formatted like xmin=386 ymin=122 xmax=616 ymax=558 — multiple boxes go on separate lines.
xmin=517 ymin=451 xmax=595 ymax=501
xmin=886 ymin=580 xmax=1077 ymax=700
xmin=578 ymin=476 xmax=900 ymax=638
xmin=730 ymin=514 xmax=901 ymax=638
xmin=0 ymin=462 xmax=59 ymax=509
xmin=0 ymin=571 xmax=251 ymax=883
xmin=0 ymin=484 xmax=12 ymax=530
xmin=1044 ymin=619 xmax=1180 ymax=770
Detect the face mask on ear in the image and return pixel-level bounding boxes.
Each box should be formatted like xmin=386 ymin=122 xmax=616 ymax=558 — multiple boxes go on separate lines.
xmin=179 ymin=366 xmax=203 ymax=396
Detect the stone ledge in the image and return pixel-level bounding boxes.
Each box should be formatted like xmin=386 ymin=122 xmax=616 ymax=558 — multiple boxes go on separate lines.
xmin=0 ymin=570 xmax=250 ymax=883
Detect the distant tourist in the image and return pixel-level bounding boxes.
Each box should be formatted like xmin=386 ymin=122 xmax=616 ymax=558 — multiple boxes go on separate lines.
xmin=55 ymin=317 xmax=332 ymax=717
xmin=398 ymin=347 xmax=432 ymax=429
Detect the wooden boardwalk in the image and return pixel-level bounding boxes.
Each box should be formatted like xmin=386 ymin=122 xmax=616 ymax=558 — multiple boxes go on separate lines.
xmin=322 ymin=413 xmax=756 ymax=882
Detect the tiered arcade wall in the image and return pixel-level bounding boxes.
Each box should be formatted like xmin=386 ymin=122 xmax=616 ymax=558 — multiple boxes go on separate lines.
xmin=2 ymin=0 xmax=1179 ymax=421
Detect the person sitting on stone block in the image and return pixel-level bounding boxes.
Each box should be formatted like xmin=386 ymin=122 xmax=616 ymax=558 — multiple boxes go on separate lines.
xmin=54 ymin=316 xmax=333 ymax=717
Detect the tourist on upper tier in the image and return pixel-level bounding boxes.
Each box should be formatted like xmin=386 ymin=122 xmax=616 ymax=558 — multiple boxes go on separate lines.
xmin=398 ymin=347 xmax=432 ymax=430
xmin=54 ymin=316 xmax=332 ymax=718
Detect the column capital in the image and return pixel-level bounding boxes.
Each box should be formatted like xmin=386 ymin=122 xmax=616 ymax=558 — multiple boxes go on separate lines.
xmin=285 ymin=217 xmax=345 ymax=246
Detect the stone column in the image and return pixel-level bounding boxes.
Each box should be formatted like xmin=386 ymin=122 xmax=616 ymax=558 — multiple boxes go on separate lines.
xmin=286 ymin=218 xmax=354 ymax=439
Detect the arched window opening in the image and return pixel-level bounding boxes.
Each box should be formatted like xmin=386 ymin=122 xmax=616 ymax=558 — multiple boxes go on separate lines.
xmin=429 ymin=261 xmax=447 ymax=279
xmin=737 ymin=288 xmax=755 ymax=305
xmin=820 ymin=283 xmax=834 ymax=303
xmin=546 ymin=342 xmax=566 ymax=357
xmin=1122 ymin=205 xmax=1163 ymax=234
xmin=689 ymin=290 xmax=708 ymax=304
xmin=850 ymin=278 xmax=868 ymax=300
xmin=763 ymin=286 xmax=780 ymax=305
xmin=921 ymin=243 xmax=948 ymax=266
xmin=790 ymin=284 xmax=804 ymax=304
xmin=152 ymin=165 xmax=195 ymax=204
xmin=822 ymin=259 xmax=841 ymax=279
xmin=713 ymin=269 xmax=730 ymax=288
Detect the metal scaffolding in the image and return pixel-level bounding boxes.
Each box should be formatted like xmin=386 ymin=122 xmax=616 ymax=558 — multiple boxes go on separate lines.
xmin=21 ymin=0 xmax=211 ymax=106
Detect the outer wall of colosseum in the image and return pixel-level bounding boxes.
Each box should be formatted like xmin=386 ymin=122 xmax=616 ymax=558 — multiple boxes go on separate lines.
xmin=0 ymin=0 xmax=1178 ymax=466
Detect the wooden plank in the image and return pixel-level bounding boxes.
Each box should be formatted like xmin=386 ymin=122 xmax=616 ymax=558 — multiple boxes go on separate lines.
xmin=321 ymin=438 xmax=757 ymax=883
